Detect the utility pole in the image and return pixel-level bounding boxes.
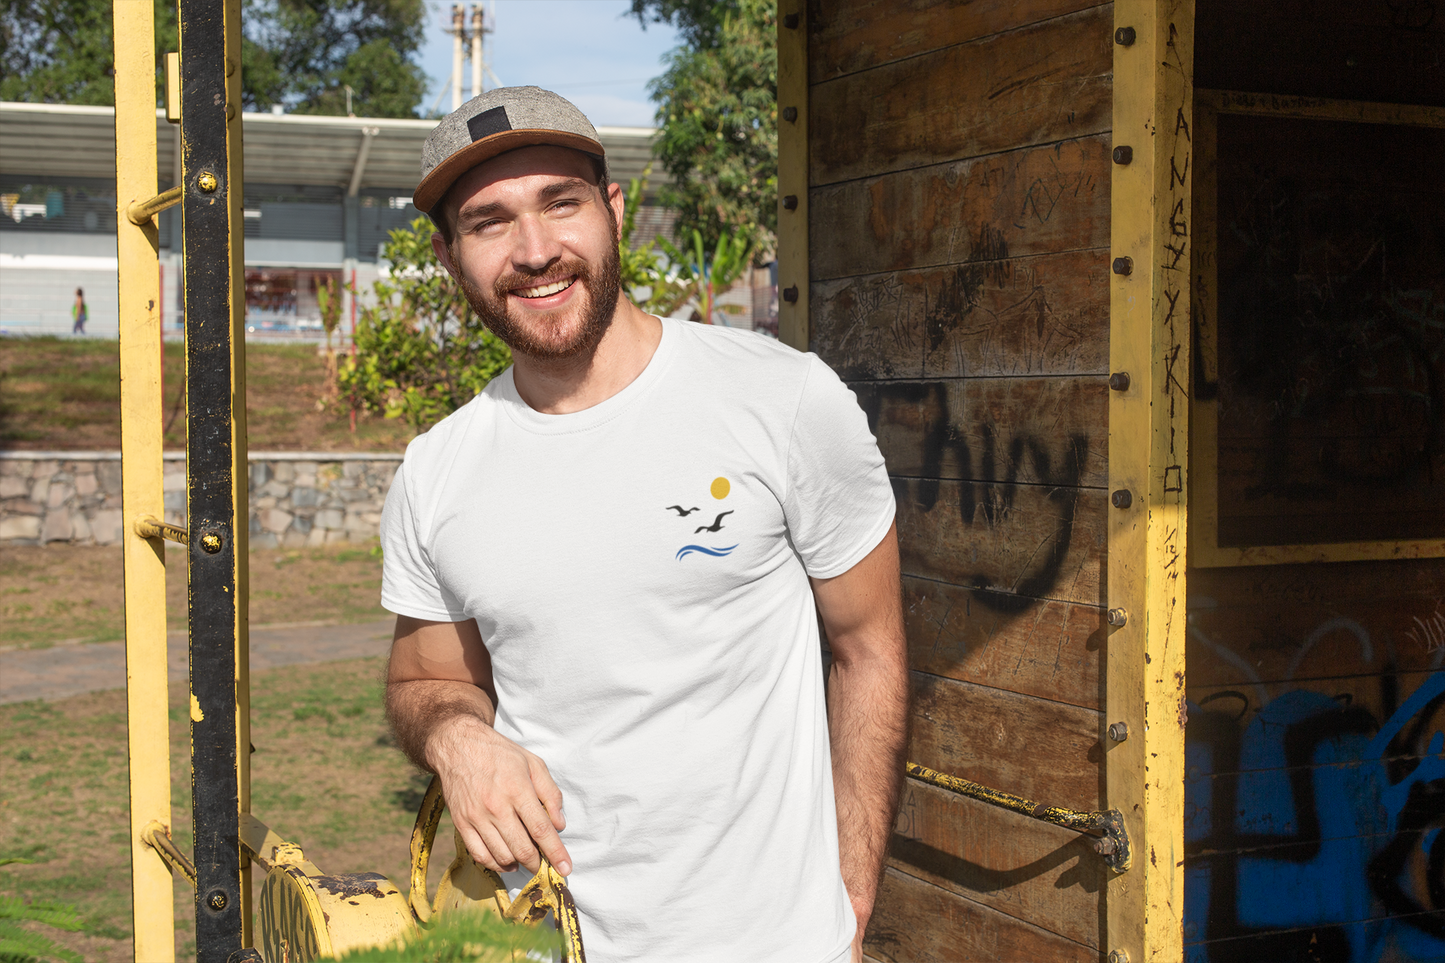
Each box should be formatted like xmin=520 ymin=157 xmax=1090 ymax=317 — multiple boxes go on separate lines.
xmin=470 ymin=5 xmax=484 ymax=99
xmin=450 ymin=4 xmax=464 ymax=111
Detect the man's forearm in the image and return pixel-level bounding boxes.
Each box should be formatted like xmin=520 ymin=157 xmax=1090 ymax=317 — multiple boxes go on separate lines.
xmin=828 ymin=648 xmax=909 ymax=933
xmin=385 ymin=677 xmax=496 ymax=772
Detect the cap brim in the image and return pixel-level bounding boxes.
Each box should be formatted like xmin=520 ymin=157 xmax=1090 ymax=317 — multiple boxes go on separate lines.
xmin=414 ymin=129 xmax=606 ymax=215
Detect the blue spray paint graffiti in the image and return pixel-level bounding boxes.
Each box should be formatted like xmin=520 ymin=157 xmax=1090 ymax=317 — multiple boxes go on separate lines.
xmin=1184 ymin=665 xmax=1445 ymax=962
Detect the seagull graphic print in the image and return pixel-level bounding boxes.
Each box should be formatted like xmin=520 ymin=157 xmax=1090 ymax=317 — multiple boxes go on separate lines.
xmin=671 ymin=476 xmax=738 ymax=560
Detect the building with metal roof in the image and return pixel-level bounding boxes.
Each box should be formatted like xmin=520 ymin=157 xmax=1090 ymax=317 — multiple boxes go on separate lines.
xmin=0 ymin=102 xmax=672 ymax=337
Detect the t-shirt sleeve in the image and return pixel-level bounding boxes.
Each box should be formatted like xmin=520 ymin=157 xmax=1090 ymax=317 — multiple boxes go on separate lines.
xmin=379 ymin=459 xmax=470 ymax=622
xmin=781 ymin=354 xmax=896 ymax=579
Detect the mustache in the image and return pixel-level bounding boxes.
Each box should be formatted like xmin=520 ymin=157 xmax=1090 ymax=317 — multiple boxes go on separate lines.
xmin=493 ymin=258 xmax=592 ymax=299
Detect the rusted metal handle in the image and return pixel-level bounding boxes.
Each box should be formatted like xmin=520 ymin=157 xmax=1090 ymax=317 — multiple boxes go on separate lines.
xmin=141 ymin=820 xmax=197 ymax=886
xmin=905 ymin=761 xmax=1132 ymax=873
xmin=134 ymin=514 xmax=187 ymax=544
xmin=126 ymin=185 xmax=183 ymax=225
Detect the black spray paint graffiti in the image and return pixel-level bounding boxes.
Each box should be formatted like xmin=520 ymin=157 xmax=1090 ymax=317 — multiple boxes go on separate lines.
xmin=858 ymin=380 xmax=1088 ymax=614
xmin=1185 ymin=621 xmax=1445 ymax=962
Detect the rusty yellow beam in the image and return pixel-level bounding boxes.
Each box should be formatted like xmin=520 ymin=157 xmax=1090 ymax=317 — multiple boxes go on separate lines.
xmin=1107 ymin=1 xmax=1193 ymax=961
xmin=113 ymin=0 xmax=176 ymax=958
xmin=904 ymin=762 xmax=1131 ymax=873
xmin=775 ymin=0 xmax=808 ymax=351
xmin=126 ymin=185 xmax=184 ymax=226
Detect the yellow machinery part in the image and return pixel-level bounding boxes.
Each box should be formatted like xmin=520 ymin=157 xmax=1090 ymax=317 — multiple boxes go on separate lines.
xmin=251 ymin=774 xmax=586 ymax=961
xmin=257 ymin=866 xmax=413 ymax=963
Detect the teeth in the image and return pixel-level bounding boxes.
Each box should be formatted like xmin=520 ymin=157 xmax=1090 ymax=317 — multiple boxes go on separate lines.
xmin=515 ymin=278 xmax=575 ymax=299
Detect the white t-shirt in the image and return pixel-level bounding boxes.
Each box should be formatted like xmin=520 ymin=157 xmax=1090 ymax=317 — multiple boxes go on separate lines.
xmin=380 ymin=318 xmax=895 ymax=963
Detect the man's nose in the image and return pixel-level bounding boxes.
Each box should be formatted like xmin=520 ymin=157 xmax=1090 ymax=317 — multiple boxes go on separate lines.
xmin=511 ymin=215 xmax=562 ymax=272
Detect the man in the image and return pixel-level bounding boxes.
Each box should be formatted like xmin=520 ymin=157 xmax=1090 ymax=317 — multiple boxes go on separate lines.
xmin=381 ymin=86 xmax=908 ymax=962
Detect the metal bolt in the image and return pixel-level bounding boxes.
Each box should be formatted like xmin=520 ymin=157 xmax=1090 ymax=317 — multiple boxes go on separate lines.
xmin=782 ymin=106 xmax=798 ymax=123
xmin=1112 ymin=256 xmax=1133 ymax=276
xmin=783 ymin=194 xmax=798 ymax=211
xmin=1111 ymin=489 xmax=1133 ymax=509
xmin=200 ymin=531 xmax=223 ymax=554
xmin=1093 ymin=836 xmax=1118 ymax=856
xmin=782 ymin=285 xmax=799 ymax=304
xmin=197 ymin=171 xmax=218 ymax=193
xmin=1112 ymin=145 xmax=1133 ymax=165
xmin=206 ymin=889 xmax=228 ymax=912
xmin=1108 ymin=721 xmax=1130 ymax=742
xmin=1108 ymin=371 xmax=1131 ymax=391
xmin=1114 ymin=26 xmax=1136 ymax=46
xmin=1107 ymin=608 xmax=1128 ymax=628
xmin=783 ymin=12 xmax=799 ymax=28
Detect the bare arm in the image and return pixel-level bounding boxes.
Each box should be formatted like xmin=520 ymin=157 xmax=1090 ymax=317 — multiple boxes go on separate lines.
xmin=810 ymin=521 xmax=909 ymax=956
xmin=386 ymin=615 xmax=572 ymax=876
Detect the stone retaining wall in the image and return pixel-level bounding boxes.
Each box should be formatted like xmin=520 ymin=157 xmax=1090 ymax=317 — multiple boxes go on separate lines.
xmin=0 ymin=452 xmax=403 ymax=547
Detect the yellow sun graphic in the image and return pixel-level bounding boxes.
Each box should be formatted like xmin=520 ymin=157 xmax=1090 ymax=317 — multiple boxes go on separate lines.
xmin=710 ymin=476 xmax=730 ymax=500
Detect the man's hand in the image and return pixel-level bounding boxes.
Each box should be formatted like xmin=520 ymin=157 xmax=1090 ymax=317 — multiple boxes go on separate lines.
xmin=810 ymin=522 xmax=909 ymax=957
xmin=386 ymin=615 xmax=573 ymax=876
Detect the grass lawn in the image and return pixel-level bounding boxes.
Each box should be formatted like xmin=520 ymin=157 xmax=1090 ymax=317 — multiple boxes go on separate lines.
xmin=0 ymin=657 xmax=461 ymax=962
xmin=0 ymin=543 xmax=390 ymax=650
xmin=0 ymin=336 xmax=413 ymax=452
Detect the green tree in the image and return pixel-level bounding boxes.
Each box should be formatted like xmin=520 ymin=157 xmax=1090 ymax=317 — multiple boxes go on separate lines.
xmin=241 ymin=0 xmax=428 ymax=117
xmin=634 ymin=0 xmax=776 ymax=261
xmin=0 ymin=0 xmax=427 ymax=118
xmin=337 ymin=217 xmax=512 ymax=434
xmin=0 ymin=0 xmax=175 ymax=106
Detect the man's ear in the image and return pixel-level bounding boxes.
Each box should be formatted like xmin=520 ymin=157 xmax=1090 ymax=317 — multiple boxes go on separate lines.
xmin=606 ymin=182 xmax=625 ymax=243
xmin=431 ymin=232 xmax=460 ymax=280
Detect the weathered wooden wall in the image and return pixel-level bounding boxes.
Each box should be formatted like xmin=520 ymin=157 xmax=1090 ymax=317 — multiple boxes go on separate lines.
xmin=1184 ymin=2 xmax=1445 ymax=960
xmin=805 ymin=1 xmax=1116 ymax=958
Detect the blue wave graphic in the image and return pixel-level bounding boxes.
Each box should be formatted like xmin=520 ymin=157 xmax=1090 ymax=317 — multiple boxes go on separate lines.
xmin=676 ymin=543 xmax=739 ymax=561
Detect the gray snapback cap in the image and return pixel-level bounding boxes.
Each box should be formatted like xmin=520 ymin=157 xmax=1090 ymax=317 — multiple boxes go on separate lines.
xmin=414 ymin=86 xmax=607 ymax=216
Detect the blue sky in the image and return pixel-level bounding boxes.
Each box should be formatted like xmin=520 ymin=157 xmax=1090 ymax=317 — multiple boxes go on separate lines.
xmin=414 ymin=1 xmax=683 ymax=127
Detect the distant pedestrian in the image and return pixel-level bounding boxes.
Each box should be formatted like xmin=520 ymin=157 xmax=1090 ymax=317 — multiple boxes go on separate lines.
xmin=71 ymin=288 xmax=87 ymax=335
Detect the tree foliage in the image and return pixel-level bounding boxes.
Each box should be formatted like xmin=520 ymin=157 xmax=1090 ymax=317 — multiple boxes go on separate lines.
xmin=0 ymin=0 xmax=175 ymax=106
xmin=0 ymin=0 xmax=427 ymax=118
xmin=241 ymin=0 xmax=428 ymax=117
xmin=337 ymin=217 xmax=511 ymax=434
xmin=636 ymin=0 xmax=777 ymax=262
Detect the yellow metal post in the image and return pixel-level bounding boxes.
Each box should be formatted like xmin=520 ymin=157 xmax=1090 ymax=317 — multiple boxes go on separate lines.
xmin=775 ymin=0 xmax=808 ymax=351
xmin=113 ymin=0 xmax=176 ymax=958
xmin=224 ymin=0 xmax=254 ymax=939
xmin=1107 ymin=1 xmax=1193 ymax=960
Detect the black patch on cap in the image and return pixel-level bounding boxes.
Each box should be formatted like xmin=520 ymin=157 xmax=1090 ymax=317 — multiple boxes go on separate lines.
xmin=467 ymin=106 xmax=512 ymax=142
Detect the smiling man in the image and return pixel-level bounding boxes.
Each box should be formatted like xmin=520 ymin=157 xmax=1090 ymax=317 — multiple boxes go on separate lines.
xmin=380 ymin=87 xmax=908 ymax=963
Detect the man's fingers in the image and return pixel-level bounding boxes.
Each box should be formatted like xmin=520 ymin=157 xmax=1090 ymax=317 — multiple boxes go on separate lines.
xmin=528 ymin=757 xmax=567 ymax=832
xmin=459 ymin=820 xmax=517 ymax=873
xmin=519 ymin=799 xmax=573 ymax=876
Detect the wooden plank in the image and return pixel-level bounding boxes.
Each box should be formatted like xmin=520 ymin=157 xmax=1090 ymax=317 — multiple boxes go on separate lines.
xmin=866 ymin=867 xmax=1098 ymax=962
xmin=910 ymin=671 xmax=1102 ymax=807
xmin=1185 ymin=669 xmax=1445 ymax=772
xmin=1186 ymin=560 xmax=1445 ymax=688
xmin=811 ymin=5 xmax=1113 ymax=186
xmin=856 ymin=377 xmax=1109 ymax=489
xmin=1186 ymin=914 xmax=1445 ymax=963
xmin=895 ymin=478 xmax=1107 ymax=609
xmin=904 ymin=576 xmax=1103 ymax=711
xmin=890 ymin=777 xmax=1105 ymax=947
xmin=1196 ymin=1 xmax=1445 ymax=108
xmin=809 ymin=0 xmax=1106 ymax=83
xmin=811 ymin=249 xmax=1111 ymax=381
xmin=1106 ymin=2 xmax=1193 ymax=958
xmin=809 ymin=135 xmax=1111 ymax=281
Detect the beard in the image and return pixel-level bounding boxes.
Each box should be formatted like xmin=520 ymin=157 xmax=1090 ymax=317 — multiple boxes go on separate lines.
xmin=455 ymin=241 xmax=623 ymax=363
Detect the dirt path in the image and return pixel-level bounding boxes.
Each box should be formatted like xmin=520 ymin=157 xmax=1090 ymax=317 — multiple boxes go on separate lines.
xmin=0 ymin=617 xmax=395 ymax=704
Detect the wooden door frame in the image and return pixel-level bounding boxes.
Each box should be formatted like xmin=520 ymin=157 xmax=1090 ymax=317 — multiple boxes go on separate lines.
xmin=1107 ymin=1 xmax=1194 ymax=960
